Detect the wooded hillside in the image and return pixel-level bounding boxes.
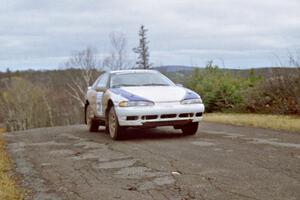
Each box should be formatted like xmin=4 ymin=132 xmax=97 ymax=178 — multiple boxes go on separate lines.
xmin=0 ymin=66 xmax=299 ymax=131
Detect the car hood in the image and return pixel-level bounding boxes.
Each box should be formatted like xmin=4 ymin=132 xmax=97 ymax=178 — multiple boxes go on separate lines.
xmin=117 ymin=86 xmax=191 ymax=102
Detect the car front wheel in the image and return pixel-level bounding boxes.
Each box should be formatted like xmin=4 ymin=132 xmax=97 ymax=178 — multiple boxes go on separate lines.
xmin=108 ymin=106 xmax=123 ymax=140
xmin=181 ymin=122 xmax=199 ymax=135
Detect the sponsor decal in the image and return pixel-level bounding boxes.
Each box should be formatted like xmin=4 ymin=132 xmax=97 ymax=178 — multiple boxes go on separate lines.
xmin=96 ymin=92 xmax=103 ymax=115
xmin=109 ymin=88 xmax=151 ymax=102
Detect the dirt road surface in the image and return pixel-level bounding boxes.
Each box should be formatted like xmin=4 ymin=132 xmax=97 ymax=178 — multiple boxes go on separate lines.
xmin=4 ymin=122 xmax=300 ymax=200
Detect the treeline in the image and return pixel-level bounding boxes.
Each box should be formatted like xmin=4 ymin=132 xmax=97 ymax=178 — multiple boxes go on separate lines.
xmin=0 ymin=69 xmax=101 ymax=131
xmin=185 ymin=62 xmax=300 ymax=114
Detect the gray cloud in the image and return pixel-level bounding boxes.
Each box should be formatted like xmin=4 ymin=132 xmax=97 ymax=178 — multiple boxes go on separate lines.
xmin=0 ymin=0 xmax=299 ymax=70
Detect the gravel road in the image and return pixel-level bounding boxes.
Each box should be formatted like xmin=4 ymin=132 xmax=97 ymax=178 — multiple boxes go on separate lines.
xmin=4 ymin=122 xmax=300 ymax=200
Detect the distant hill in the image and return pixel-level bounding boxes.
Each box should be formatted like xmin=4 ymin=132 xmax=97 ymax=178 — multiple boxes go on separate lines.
xmin=154 ymin=65 xmax=299 ymax=79
xmin=155 ymin=65 xmax=196 ymax=73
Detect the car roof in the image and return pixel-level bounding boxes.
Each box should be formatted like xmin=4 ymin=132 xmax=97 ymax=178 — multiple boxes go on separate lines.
xmin=109 ymin=69 xmax=159 ymax=75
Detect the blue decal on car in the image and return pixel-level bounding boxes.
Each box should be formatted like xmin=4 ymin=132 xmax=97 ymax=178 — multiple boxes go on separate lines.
xmin=182 ymin=89 xmax=200 ymax=100
xmin=109 ymin=88 xmax=151 ymax=102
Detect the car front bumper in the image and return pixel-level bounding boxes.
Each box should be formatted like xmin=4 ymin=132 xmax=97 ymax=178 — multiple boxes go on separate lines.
xmin=115 ymin=103 xmax=205 ymax=127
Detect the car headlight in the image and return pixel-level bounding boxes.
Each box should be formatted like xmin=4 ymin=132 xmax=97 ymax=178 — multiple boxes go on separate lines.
xmin=181 ymin=98 xmax=202 ymax=104
xmin=119 ymin=100 xmax=154 ymax=107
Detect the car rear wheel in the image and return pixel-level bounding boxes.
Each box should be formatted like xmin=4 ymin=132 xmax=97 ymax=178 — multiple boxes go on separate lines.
xmin=108 ymin=106 xmax=123 ymax=140
xmin=85 ymin=104 xmax=99 ymax=132
xmin=181 ymin=122 xmax=199 ymax=135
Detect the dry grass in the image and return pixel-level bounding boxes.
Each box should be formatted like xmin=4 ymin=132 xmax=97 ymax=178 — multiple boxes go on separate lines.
xmin=0 ymin=130 xmax=24 ymax=200
xmin=204 ymin=113 xmax=300 ymax=133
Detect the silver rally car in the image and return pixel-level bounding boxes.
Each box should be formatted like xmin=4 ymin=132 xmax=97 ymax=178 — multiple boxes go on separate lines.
xmin=85 ymin=70 xmax=205 ymax=140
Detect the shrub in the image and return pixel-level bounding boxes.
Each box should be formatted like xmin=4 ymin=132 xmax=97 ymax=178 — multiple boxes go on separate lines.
xmin=186 ymin=62 xmax=260 ymax=112
xmin=243 ymin=67 xmax=300 ymax=114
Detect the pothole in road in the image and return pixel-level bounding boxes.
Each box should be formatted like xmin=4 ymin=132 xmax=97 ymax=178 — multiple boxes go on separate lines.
xmin=115 ymin=166 xmax=175 ymax=190
xmin=153 ymin=176 xmax=175 ymax=185
xmin=190 ymin=141 xmax=215 ymax=147
xmin=74 ymin=141 xmax=106 ymax=149
xmin=213 ymin=148 xmax=223 ymax=151
xmin=49 ymin=149 xmax=74 ymax=156
xmin=138 ymin=176 xmax=175 ymax=190
xmin=68 ymin=139 xmax=178 ymax=190
xmin=248 ymin=138 xmax=300 ymax=149
xmin=28 ymin=141 xmax=69 ymax=146
xmin=60 ymin=133 xmax=82 ymax=140
xmin=206 ymin=131 xmax=244 ymax=138
xmin=71 ymin=148 xmax=130 ymax=161
xmin=93 ymin=159 xmax=138 ymax=169
xmin=71 ymin=149 xmax=104 ymax=160
xmin=7 ymin=142 xmax=26 ymax=153
xmin=115 ymin=166 xmax=169 ymax=179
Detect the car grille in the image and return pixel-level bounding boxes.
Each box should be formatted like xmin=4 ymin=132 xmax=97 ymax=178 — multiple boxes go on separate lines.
xmin=125 ymin=112 xmax=203 ymax=121
xmin=141 ymin=115 xmax=158 ymax=120
xmin=161 ymin=114 xmax=177 ymax=119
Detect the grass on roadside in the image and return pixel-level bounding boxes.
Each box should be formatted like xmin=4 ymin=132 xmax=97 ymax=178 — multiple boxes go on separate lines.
xmin=203 ymin=113 xmax=300 ymax=133
xmin=0 ymin=129 xmax=23 ymax=200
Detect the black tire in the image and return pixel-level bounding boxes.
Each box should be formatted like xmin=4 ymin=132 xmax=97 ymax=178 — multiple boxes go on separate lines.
xmin=105 ymin=124 xmax=109 ymax=134
xmin=107 ymin=106 xmax=123 ymax=140
xmin=89 ymin=119 xmax=100 ymax=132
xmin=85 ymin=104 xmax=99 ymax=132
xmin=181 ymin=122 xmax=199 ymax=135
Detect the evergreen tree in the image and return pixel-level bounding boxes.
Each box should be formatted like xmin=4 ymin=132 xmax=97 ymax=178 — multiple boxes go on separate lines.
xmin=6 ymin=67 xmax=11 ymax=80
xmin=133 ymin=25 xmax=151 ymax=69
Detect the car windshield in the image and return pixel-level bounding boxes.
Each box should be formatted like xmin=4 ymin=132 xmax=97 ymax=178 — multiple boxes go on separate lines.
xmin=111 ymin=72 xmax=175 ymax=88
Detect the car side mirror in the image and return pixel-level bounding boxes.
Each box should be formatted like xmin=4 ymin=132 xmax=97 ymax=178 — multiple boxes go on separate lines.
xmin=95 ymin=86 xmax=106 ymax=92
xmin=87 ymin=86 xmax=92 ymax=90
xmin=176 ymin=83 xmax=183 ymax=87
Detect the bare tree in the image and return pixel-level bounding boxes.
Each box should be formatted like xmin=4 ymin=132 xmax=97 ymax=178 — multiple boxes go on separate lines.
xmin=64 ymin=47 xmax=101 ymax=107
xmin=287 ymin=49 xmax=300 ymax=67
xmin=103 ymin=32 xmax=130 ymax=70
xmin=0 ymin=78 xmax=53 ymax=131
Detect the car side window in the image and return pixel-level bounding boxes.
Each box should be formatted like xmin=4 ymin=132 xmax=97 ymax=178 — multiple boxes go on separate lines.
xmin=93 ymin=73 xmax=109 ymax=89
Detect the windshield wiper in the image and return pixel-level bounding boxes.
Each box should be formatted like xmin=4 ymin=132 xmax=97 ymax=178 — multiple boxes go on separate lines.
xmin=112 ymin=84 xmax=137 ymax=88
xmin=141 ymin=83 xmax=169 ymax=86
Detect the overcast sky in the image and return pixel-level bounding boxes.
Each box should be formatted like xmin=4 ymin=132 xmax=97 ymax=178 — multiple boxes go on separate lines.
xmin=0 ymin=0 xmax=299 ymax=71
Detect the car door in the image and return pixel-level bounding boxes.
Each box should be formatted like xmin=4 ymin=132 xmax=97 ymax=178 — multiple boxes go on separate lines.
xmin=87 ymin=73 xmax=109 ymax=118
